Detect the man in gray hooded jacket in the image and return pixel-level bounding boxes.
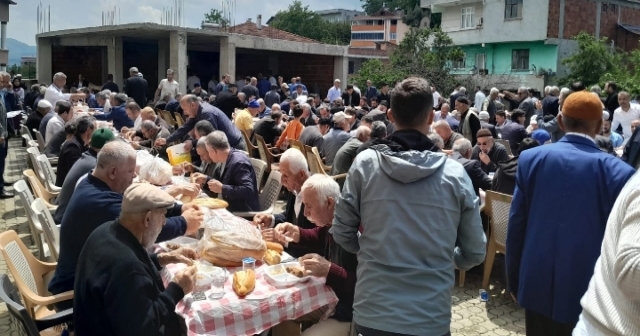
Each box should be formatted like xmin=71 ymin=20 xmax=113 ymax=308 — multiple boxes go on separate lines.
xmin=332 ymin=77 xmax=487 ymax=336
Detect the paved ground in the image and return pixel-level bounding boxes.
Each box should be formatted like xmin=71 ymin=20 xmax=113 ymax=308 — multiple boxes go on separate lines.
xmin=0 ymin=137 xmax=526 ymax=335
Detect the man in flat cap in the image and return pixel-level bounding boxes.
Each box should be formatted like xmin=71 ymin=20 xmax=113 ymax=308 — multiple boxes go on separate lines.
xmin=506 ymin=91 xmax=636 ymax=336
xmin=124 ymin=66 xmax=148 ymax=108
xmin=74 ymin=183 xmax=198 ymax=336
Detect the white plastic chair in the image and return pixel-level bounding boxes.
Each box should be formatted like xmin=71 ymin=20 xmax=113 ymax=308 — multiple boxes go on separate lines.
xmin=249 ymin=158 xmax=267 ymax=190
xmin=36 ymin=154 xmax=61 ymax=193
xmin=233 ymin=170 xmax=282 ymax=219
xmin=21 ymin=125 xmax=33 ymax=141
xmin=26 ymin=148 xmax=46 ymax=185
xmin=31 ymin=199 xmax=60 ymax=262
xmin=14 ymin=181 xmax=51 ymax=261
xmin=34 ymin=130 xmax=45 ymax=152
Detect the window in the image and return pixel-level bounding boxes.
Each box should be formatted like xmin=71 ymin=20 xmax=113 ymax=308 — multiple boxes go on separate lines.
xmin=351 ymin=32 xmax=385 ymax=40
xmin=602 ymin=3 xmax=608 ymax=12
xmin=476 ymin=53 xmax=486 ymax=69
xmin=391 ymin=19 xmax=398 ymax=25
xmin=378 ymin=20 xmax=384 ymax=25
xmin=366 ymin=20 xmax=374 ymax=25
xmin=390 ymin=32 xmax=397 ymax=40
xmin=511 ymin=49 xmax=530 ymax=70
xmin=461 ymin=7 xmax=475 ymax=28
xmin=505 ymin=0 xmax=523 ymax=19
xmin=452 ymin=53 xmax=466 ymax=69
xmin=348 ymin=61 xmax=355 ymax=74
xmin=610 ymin=4 xmax=617 ymax=13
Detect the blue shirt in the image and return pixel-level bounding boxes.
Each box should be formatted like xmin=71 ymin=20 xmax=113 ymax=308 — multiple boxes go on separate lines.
xmin=87 ymin=94 xmax=99 ymax=108
xmin=609 ymin=131 xmax=623 ymax=147
xmin=94 ymin=104 xmax=134 ymax=131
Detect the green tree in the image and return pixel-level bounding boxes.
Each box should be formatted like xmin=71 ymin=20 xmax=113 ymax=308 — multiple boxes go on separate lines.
xmin=360 ymin=0 xmax=426 ymax=27
xmin=203 ymin=8 xmax=229 ymax=27
xmin=560 ymin=32 xmax=617 ymax=87
xmin=269 ymin=1 xmax=351 ymax=45
xmin=352 ymin=27 xmax=463 ymax=94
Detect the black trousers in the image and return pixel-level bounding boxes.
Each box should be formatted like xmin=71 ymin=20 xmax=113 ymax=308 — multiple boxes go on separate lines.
xmin=354 ymin=323 xmax=450 ymax=336
xmin=525 ymin=310 xmax=575 ymax=336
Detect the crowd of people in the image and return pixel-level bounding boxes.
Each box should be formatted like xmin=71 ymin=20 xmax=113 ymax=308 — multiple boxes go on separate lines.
xmin=3 ymin=63 xmax=640 ymax=336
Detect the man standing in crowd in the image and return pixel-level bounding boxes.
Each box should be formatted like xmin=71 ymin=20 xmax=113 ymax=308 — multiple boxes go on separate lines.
xmin=342 ymin=85 xmax=361 ymax=107
xmin=364 ymin=80 xmax=377 ymax=101
xmin=604 ymin=81 xmax=619 ymax=120
xmin=456 ymin=97 xmax=480 ymax=145
xmin=155 ymin=69 xmax=180 ymax=103
xmin=507 ymin=91 xmax=635 ymax=335
xmin=44 ymin=72 xmax=87 ymax=106
xmin=376 ymin=83 xmax=391 ymax=105
xmin=333 ymin=77 xmax=486 ymax=336
xmin=498 ymin=109 xmax=528 ymax=154
xmin=478 ymin=111 xmax=497 ymax=138
xmin=214 ymin=84 xmax=244 ymax=120
xmin=0 ymin=72 xmax=10 ymax=199
xmin=101 ymin=73 xmax=119 ymax=93
xmin=124 ymin=67 xmax=148 ymax=108
xmin=215 ymin=74 xmax=230 ymax=95
xmin=322 ymin=112 xmax=352 ymax=166
xmin=327 ymin=79 xmax=341 ymax=103
xmin=481 ymin=88 xmax=500 ymax=124
xmin=449 ymin=86 xmax=465 ymax=108
xmin=611 ymin=91 xmax=640 ymax=139
xmin=474 ymin=86 xmax=486 ymax=110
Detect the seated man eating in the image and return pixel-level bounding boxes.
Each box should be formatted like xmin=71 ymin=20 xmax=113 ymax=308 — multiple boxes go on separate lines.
xmin=271 ymin=174 xmax=357 ymax=336
xmin=200 ymin=131 xmax=260 ymax=212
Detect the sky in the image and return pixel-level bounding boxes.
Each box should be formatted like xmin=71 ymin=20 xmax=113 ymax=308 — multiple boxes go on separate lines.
xmin=9 ymin=0 xmax=364 ymax=45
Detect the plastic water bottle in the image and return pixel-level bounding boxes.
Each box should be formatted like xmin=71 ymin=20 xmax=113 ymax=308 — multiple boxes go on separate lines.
xmin=479 ymin=289 xmax=489 ymax=302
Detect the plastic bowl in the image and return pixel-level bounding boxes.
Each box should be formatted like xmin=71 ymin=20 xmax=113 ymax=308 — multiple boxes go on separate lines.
xmin=264 ymin=262 xmax=310 ymax=288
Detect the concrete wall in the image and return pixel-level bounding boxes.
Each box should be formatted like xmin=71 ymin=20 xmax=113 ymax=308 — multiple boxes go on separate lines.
xmin=440 ymin=2 xmax=484 ymax=32
xmin=432 ymin=0 xmax=550 ymax=45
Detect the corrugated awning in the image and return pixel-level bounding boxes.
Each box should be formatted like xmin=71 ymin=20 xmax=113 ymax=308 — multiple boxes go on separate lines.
xmin=618 ymin=23 xmax=640 ymax=36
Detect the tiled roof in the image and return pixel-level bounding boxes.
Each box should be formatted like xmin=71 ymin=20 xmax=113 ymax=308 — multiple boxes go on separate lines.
xmin=619 ymin=23 xmax=640 ymax=36
xmin=227 ymin=22 xmax=320 ymax=44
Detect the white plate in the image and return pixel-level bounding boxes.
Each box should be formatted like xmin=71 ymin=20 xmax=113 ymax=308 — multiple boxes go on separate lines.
xmin=264 ymin=262 xmax=310 ymax=288
xmin=157 ymin=236 xmax=199 ymax=252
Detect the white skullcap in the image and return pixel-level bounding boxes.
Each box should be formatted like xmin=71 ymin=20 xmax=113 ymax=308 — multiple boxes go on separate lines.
xmin=602 ymin=110 xmax=610 ymax=120
xmin=38 ymin=99 xmax=52 ymax=109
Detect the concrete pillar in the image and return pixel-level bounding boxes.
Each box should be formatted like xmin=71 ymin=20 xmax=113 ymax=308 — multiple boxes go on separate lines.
xmin=268 ymin=55 xmax=279 ymax=75
xmin=158 ymin=39 xmax=169 ymax=85
xmin=333 ymin=56 xmax=349 ymax=86
xmin=595 ymin=1 xmax=602 ymax=39
xmin=1 ymin=22 xmax=6 ymax=71
xmin=169 ymin=31 xmax=187 ymax=92
xmin=220 ymin=36 xmax=236 ymax=83
xmin=107 ymin=36 xmax=123 ymax=89
xmin=36 ymin=37 xmax=52 ymax=84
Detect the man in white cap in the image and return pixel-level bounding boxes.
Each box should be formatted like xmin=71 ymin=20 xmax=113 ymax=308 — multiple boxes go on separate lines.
xmin=26 ymin=99 xmax=52 ymax=139
xmin=322 ymin=111 xmax=352 ymax=165
xmin=124 ymin=67 xmax=149 ymax=108
xmin=74 ymin=183 xmax=198 ymax=335
xmin=478 ymin=111 xmax=497 ymax=138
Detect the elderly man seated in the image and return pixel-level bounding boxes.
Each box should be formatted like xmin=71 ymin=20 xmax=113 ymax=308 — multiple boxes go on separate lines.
xmin=271 ymin=174 xmax=357 ymax=336
xmin=451 ymin=138 xmax=492 ymax=196
xmin=178 ymin=137 xmax=218 ymax=179
xmin=74 ymin=183 xmax=198 ymax=335
xmin=55 ymin=116 xmax=96 ymax=187
xmin=471 ymin=128 xmax=510 ymax=174
xmin=94 ymin=90 xmax=112 ymax=112
xmin=49 ymin=141 xmax=203 ymax=307
xmin=132 ymin=120 xmax=171 ymax=158
xmin=198 ymin=131 xmax=259 ymax=212
xmin=331 ymin=125 xmax=371 ymax=175
xmin=94 ymin=93 xmax=134 ymax=131
xmin=433 ymin=120 xmax=464 ymax=151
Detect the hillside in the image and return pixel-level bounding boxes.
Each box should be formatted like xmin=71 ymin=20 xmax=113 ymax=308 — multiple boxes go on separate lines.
xmin=7 ymin=38 xmax=36 ymax=66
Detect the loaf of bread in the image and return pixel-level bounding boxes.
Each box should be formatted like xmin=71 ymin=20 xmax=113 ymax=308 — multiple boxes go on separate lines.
xmin=233 ymin=269 xmax=255 ymax=297
xmin=265 ymin=242 xmax=284 ymax=254
xmin=263 ymin=249 xmax=281 ymax=265
xmin=198 ymin=216 xmax=267 ymax=267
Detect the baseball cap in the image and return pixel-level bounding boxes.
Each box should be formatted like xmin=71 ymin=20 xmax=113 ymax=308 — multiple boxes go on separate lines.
xmin=90 ymin=128 xmax=115 ymax=149
xmin=121 ymin=183 xmax=175 ymax=213
xmin=333 ymin=111 xmax=353 ymax=124
xmin=37 ymin=99 xmax=52 ymax=109
xmin=248 ymin=100 xmax=260 ymax=108
xmin=531 ymin=129 xmax=551 ymax=145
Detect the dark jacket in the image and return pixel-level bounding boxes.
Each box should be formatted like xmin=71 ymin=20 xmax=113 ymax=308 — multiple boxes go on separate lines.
xmin=241 ymin=85 xmax=260 ymax=100
xmin=299 ymin=125 xmax=324 ymax=152
xmin=377 ymin=92 xmax=390 ymax=105
xmin=124 ymin=76 xmax=149 ymax=108
xmin=450 ymin=152 xmax=492 ymax=196
xmin=341 ymin=91 xmax=361 ymax=107
xmin=54 ymin=149 xmax=98 ymax=223
xmin=24 ymin=90 xmax=39 ymax=111
xmin=498 ymin=122 xmax=528 ymax=154
xmin=605 ymin=92 xmax=619 ymax=120
xmin=274 ymin=191 xmax=315 ymax=258
xmin=264 ymin=90 xmax=281 ymax=108
xmin=253 ymin=117 xmax=282 ymax=146
xmin=101 ymin=81 xmax=119 ymax=93
xmin=25 ymin=110 xmax=44 ymax=139
xmin=595 ymin=135 xmax=616 ymax=155
xmin=3 ymin=91 xmax=19 ymax=112
xmin=623 ymin=125 xmax=640 ymax=168
xmin=480 ymin=121 xmax=497 ymax=138
xmin=55 ymin=134 xmax=86 ymax=187
xmin=213 ymin=90 xmax=245 ymax=120
xmin=204 ymin=149 xmax=259 ymax=212
xmin=471 ymin=142 xmax=510 ymax=174
xmin=449 ymin=91 xmax=465 ymax=109
xmin=293 ymin=226 xmax=357 ymax=322
xmin=166 ymin=103 xmax=243 ymax=149
xmin=43 ymin=129 xmax=66 ymax=157
xmin=301 ymin=115 xmax=316 ymax=127
xmin=542 ymin=95 xmax=559 ymax=117
xmin=49 ymin=174 xmax=187 ymax=295
xmin=460 ymin=110 xmax=481 ymax=146
xmin=492 ymin=156 xmax=518 ymax=195
xmin=364 ymin=86 xmax=377 ymax=101
xmin=74 ymin=220 xmax=186 ymax=336
xmin=94 ymin=104 xmax=134 ymax=131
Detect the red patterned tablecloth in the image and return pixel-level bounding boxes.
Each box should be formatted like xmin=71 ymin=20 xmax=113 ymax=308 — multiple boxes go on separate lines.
xmin=160 ymin=208 xmax=339 ymax=336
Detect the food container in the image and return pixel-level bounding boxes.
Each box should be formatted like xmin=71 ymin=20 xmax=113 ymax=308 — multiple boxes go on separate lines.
xmin=194 ymin=261 xmax=227 ymax=293
xmin=242 ymin=257 xmax=256 ymax=271
xmin=264 ymin=262 xmax=310 ymax=288
xmin=157 ymin=236 xmax=199 ymax=252
xmin=167 ymin=143 xmax=192 ymax=166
